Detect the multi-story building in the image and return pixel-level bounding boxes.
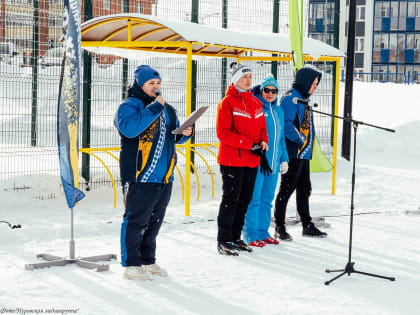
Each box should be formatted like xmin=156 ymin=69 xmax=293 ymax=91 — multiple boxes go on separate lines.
xmin=308 ymin=0 xmax=420 ymax=83
xmin=371 ymin=0 xmax=420 ymax=82
xmin=0 ymin=0 xmax=155 ymax=57
xmin=308 ymin=0 xmax=336 ymax=46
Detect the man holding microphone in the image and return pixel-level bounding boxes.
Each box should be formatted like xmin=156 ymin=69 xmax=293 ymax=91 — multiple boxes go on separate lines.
xmin=114 ymin=65 xmax=192 ymax=280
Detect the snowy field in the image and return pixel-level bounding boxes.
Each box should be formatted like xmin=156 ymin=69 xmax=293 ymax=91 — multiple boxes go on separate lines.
xmin=1 ymin=81 xmax=420 ymax=315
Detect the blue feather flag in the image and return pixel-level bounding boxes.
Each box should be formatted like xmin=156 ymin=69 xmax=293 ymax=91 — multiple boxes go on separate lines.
xmin=57 ymin=0 xmax=85 ymax=208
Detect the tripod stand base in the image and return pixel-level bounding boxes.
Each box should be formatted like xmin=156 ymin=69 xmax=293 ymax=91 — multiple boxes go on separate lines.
xmin=324 ymin=262 xmax=395 ymax=285
xmin=25 ymin=253 xmax=117 ymax=272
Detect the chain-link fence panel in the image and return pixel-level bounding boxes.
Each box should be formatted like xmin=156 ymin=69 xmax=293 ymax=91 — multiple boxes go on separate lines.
xmin=0 ymin=0 xmax=334 ymax=198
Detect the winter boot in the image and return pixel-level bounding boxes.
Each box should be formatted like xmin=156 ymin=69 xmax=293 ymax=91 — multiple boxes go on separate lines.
xmin=123 ymin=266 xmax=153 ymax=281
xmin=263 ymin=236 xmax=280 ymax=245
xmin=233 ymin=240 xmax=253 ymax=252
xmin=275 ymin=225 xmax=293 ymax=241
xmin=249 ymin=240 xmax=266 ymax=247
xmin=217 ymin=242 xmax=239 ymax=256
xmin=142 ymin=263 xmax=168 ymax=277
xmin=302 ymin=222 xmax=328 ymax=238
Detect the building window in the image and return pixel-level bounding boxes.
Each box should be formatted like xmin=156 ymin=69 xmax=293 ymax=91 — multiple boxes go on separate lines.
xmin=374 ymin=17 xmax=382 ymax=30
xmin=356 ymin=37 xmax=364 ymax=52
xmin=405 ymin=50 xmax=414 ymax=63
xmin=390 ymin=2 xmax=399 ymax=18
xmin=399 ymin=50 xmax=405 ymax=63
xmin=137 ymin=3 xmax=143 ymax=14
xmin=356 ymin=6 xmax=365 ymax=21
xmin=380 ymin=34 xmax=389 ymax=49
xmin=356 ymin=21 xmax=365 ymax=36
xmin=398 ymin=34 xmax=406 ymax=50
xmin=399 ymin=1 xmax=407 ymax=17
xmin=390 ymin=17 xmax=398 ymax=30
xmin=408 ymin=2 xmax=415 ymax=17
xmin=355 ymin=53 xmax=364 ymax=68
xmin=374 ymin=34 xmax=381 ymax=49
xmin=104 ymin=0 xmax=111 ymax=10
xmin=407 ymin=34 xmax=414 ymax=49
xmin=381 ymin=3 xmax=390 ymax=17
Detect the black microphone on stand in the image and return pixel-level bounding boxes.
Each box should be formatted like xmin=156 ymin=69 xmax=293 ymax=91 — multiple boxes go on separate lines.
xmin=292 ymin=97 xmax=318 ymax=108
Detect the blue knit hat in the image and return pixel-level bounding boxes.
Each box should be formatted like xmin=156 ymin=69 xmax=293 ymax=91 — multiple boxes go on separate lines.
xmin=261 ymin=74 xmax=278 ymax=90
xmin=134 ymin=65 xmax=161 ymax=87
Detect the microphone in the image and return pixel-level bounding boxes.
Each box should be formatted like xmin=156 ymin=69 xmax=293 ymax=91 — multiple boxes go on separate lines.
xmin=292 ymin=97 xmax=308 ymax=105
xmin=154 ymin=88 xmax=161 ymax=97
xmin=292 ymin=97 xmax=318 ymax=108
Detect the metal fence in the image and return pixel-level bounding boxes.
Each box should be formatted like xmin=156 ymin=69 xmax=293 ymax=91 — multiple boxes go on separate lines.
xmin=0 ymin=0 xmax=335 ymax=198
xmin=349 ymin=71 xmax=420 ymax=84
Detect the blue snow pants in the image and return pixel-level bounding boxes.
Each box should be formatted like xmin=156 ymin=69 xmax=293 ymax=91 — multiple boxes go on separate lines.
xmin=243 ymin=169 xmax=279 ymax=244
xmin=121 ymin=182 xmax=172 ymax=267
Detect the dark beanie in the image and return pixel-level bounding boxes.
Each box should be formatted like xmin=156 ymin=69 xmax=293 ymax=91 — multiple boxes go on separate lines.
xmin=134 ymin=65 xmax=161 ymax=87
xmin=292 ymin=67 xmax=322 ymax=99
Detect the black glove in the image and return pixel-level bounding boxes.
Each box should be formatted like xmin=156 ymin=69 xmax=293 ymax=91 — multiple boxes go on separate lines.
xmin=259 ymin=151 xmax=273 ymax=176
xmin=251 ymin=143 xmax=264 ymax=157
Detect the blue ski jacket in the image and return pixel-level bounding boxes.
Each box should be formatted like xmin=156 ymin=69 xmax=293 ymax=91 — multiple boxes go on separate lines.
xmin=281 ymin=68 xmax=321 ymax=160
xmin=253 ymin=85 xmax=289 ymax=173
xmin=114 ymin=96 xmax=190 ymax=185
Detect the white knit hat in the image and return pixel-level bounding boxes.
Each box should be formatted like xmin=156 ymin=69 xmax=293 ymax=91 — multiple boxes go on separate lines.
xmin=230 ymin=62 xmax=252 ymax=85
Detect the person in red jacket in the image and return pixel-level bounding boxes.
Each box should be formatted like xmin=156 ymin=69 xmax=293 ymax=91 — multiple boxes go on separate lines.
xmin=216 ymin=62 xmax=269 ymax=256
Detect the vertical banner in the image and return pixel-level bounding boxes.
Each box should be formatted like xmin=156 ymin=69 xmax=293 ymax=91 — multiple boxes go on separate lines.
xmin=289 ymin=0 xmax=304 ymax=73
xmin=57 ymin=0 xmax=85 ymax=208
xmin=289 ymin=0 xmax=332 ymax=173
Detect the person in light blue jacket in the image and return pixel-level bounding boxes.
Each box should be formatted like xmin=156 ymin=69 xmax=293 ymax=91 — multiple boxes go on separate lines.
xmin=243 ymin=75 xmax=289 ymax=247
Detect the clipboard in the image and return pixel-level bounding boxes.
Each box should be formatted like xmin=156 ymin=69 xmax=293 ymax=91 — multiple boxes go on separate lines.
xmin=171 ymin=106 xmax=209 ymax=135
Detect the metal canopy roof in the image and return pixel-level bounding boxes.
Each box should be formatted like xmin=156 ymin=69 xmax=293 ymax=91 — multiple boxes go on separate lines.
xmin=81 ymin=13 xmax=345 ymax=59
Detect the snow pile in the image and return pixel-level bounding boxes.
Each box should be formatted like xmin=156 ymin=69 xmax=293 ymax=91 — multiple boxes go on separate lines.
xmin=1 ymin=81 xmax=420 ymax=315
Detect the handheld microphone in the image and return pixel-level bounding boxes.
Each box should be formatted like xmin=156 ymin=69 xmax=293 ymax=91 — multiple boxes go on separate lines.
xmin=292 ymin=97 xmax=318 ymax=108
xmin=292 ymin=97 xmax=308 ymax=105
xmin=154 ymin=88 xmax=161 ymax=97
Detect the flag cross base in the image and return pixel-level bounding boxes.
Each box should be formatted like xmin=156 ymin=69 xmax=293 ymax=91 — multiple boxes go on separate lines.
xmin=25 ymin=252 xmax=117 ymax=272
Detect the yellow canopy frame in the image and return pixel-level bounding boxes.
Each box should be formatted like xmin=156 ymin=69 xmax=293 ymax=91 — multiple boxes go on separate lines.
xmin=81 ymin=13 xmax=343 ymax=216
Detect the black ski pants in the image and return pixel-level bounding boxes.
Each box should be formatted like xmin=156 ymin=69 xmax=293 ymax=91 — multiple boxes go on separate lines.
xmin=217 ymin=165 xmax=258 ymax=243
xmin=121 ymin=182 xmax=172 ymax=267
xmin=274 ymin=158 xmax=312 ymax=227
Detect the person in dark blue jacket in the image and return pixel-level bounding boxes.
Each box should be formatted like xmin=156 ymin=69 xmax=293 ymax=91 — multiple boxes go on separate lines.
xmin=114 ymin=65 xmax=192 ymax=280
xmin=243 ymin=75 xmax=289 ymax=247
xmin=274 ymin=67 xmax=328 ymax=240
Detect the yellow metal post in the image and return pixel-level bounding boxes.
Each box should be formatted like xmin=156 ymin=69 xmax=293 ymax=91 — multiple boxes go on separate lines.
xmin=185 ymin=44 xmax=193 ymax=216
xmin=332 ymin=58 xmax=340 ymax=195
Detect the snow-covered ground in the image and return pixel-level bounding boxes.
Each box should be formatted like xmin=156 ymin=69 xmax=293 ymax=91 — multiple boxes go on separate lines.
xmin=1 ymin=81 xmax=420 ymax=315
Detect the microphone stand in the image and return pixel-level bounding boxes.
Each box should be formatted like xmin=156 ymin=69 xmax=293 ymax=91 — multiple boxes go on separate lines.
xmin=303 ymin=102 xmax=396 ymax=286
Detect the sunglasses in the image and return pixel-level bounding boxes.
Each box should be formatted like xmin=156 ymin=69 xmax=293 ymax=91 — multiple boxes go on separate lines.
xmin=263 ymin=87 xmax=278 ymax=94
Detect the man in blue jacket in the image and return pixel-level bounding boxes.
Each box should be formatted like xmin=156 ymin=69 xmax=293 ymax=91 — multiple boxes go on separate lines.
xmin=114 ymin=65 xmax=192 ymax=280
xmin=274 ymin=67 xmax=327 ymax=240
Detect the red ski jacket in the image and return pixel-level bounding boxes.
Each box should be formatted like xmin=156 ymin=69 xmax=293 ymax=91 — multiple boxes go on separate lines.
xmin=216 ymin=84 xmax=268 ymax=167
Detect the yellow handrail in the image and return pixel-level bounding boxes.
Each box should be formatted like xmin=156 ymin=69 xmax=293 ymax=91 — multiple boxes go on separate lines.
xmin=176 ymin=149 xmax=200 ymax=200
xmin=190 ymin=148 xmax=215 ymax=198
xmin=79 ymin=149 xmax=117 ymax=208
xmin=80 ymin=144 xmax=219 ymax=209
